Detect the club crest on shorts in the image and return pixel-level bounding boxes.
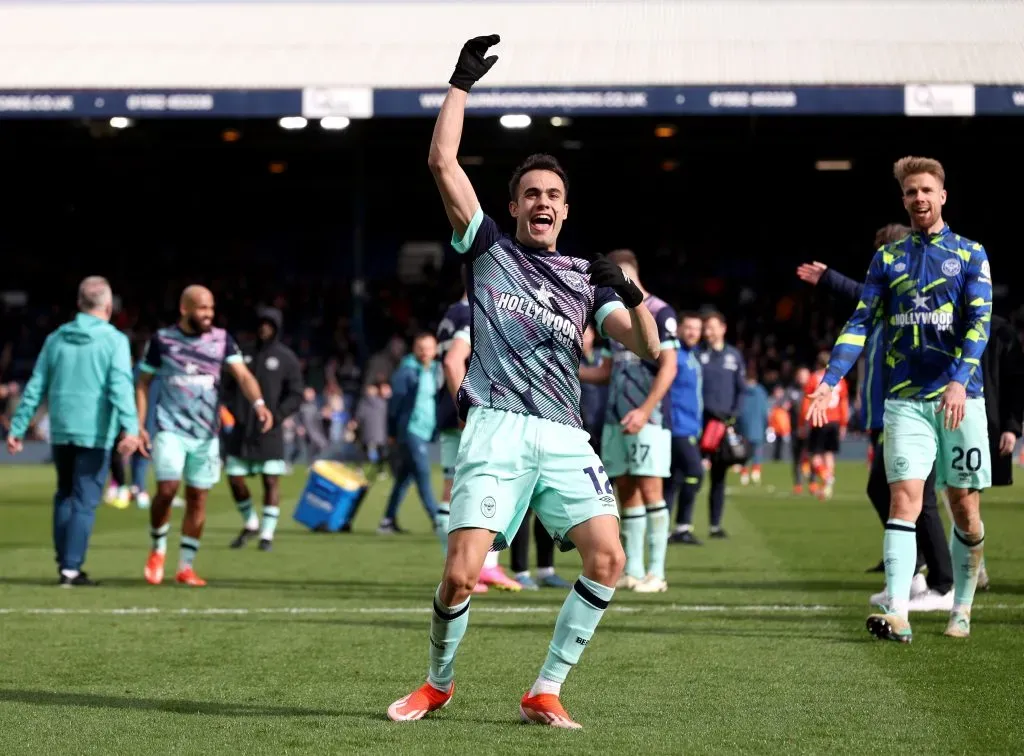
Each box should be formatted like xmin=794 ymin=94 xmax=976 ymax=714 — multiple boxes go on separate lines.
xmin=893 ymin=456 xmax=910 ymax=473
xmin=941 ymin=258 xmax=961 ymax=277
xmin=480 ymin=496 xmax=496 ymax=518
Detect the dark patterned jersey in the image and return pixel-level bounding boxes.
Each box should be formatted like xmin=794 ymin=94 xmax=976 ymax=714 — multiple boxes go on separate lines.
xmin=452 ymin=209 xmax=624 ymax=428
xmin=823 ymin=226 xmax=992 ymax=399
xmin=140 ymin=325 xmax=243 ymax=439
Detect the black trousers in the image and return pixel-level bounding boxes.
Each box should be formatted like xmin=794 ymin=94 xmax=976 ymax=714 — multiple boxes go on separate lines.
xmin=510 ymin=511 xmax=554 ymax=574
xmin=665 ymin=435 xmax=705 ymax=526
xmin=791 ymin=435 xmax=806 ymax=485
xmin=867 ymin=430 xmax=952 ymax=593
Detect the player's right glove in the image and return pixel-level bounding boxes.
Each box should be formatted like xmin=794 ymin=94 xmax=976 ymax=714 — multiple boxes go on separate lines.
xmin=449 ymin=34 xmax=500 ymax=92
xmin=588 ymin=255 xmax=645 ymax=308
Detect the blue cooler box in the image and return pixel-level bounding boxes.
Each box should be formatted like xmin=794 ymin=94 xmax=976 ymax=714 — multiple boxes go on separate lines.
xmin=293 ymin=460 xmax=369 ymax=532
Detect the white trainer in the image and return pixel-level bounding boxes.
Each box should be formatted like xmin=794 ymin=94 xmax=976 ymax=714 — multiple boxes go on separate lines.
xmin=633 ymin=574 xmax=668 ymax=593
xmin=616 ymin=574 xmax=641 ymax=590
xmin=907 ymin=589 xmax=954 ymax=613
xmin=870 ymin=571 xmax=927 ymax=608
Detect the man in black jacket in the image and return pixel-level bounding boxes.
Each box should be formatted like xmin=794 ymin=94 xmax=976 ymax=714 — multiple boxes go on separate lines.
xmin=223 ymin=307 xmax=304 ymax=551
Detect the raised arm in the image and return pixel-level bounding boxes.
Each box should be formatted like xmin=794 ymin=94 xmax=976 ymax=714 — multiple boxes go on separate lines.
xmin=806 ymin=252 xmax=887 ymax=426
xmin=822 ymin=251 xmax=888 ymax=389
xmin=427 ymin=35 xmax=500 ymax=238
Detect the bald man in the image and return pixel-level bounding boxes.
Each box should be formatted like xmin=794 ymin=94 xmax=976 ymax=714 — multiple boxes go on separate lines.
xmin=136 ymin=285 xmax=272 ymax=586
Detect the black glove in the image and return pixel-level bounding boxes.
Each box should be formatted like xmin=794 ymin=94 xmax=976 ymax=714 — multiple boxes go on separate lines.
xmin=449 ymin=35 xmax=500 ymax=92
xmin=588 ymin=255 xmax=644 ymax=308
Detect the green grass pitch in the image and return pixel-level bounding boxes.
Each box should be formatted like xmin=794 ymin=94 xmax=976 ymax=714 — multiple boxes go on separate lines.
xmin=1 ymin=460 xmax=1023 ymax=754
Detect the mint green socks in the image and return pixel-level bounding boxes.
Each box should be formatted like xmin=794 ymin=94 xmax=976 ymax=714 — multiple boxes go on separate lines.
xmin=538 ymin=575 xmax=615 ymax=688
xmin=883 ymin=519 xmax=917 ymax=618
xmin=646 ymin=502 xmax=669 ymax=580
xmin=150 ymin=523 xmax=169 ymax=554
xmin=427 ymin=585 xmax=469 ymax=692
xmin=621 ymin=505 xmax=646 ymax=579
xmin=179 ymin=536 xmax=200 ymax=572
xmin=951 ymin=523 xmax=985 ymax=611
xmin=235 ymin=497 xmax=257 ymax=529
xmin=260 ymin=506 xmax=280 ymax=541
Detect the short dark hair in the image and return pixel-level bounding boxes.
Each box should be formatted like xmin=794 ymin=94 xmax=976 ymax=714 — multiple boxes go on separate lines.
xmin=703 ymin=310 xmax=726 ymax=325
xmin=508 ymin=154 xmax=569 ymax=201
xmin=680 ymin=310 xmax=703 ymax=322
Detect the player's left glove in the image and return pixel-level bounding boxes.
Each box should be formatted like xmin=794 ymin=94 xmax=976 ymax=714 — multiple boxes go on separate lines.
xmin=588 ymin=255 xmax=644 ymax=308
xmin=449 ymin=35 xmax=500 ymax=92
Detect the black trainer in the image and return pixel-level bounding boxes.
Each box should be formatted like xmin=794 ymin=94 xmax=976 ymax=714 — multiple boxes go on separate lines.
xmin=230 ymin=528 xmax=259 ymax=549
xmin=865 ymin=560 xmax=885 ymax=573
xmin=709 ymin=529 xmax=729 ymax=539
xmin=258 ymin=539 xmax=273 ymax=552
xmin=59 ymin=571 xmax=99 ymax=587
xmin=668 ymin=530 xmax=703 ymax=545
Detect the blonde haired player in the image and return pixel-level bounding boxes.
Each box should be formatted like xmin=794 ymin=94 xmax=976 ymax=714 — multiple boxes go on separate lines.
xmin=807 ymin=156 xmax=992 ymax=642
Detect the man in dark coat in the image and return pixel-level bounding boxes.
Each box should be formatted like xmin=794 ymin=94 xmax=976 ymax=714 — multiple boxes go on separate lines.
xmin=223 ymin=306 xmax=304 ymax=551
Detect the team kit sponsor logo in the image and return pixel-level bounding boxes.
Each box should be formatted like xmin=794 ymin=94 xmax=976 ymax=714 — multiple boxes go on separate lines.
xmin=495 ymin=283 xmax=579 ymax=347
xmin=891 ymin=293 xmax=953 ymax=331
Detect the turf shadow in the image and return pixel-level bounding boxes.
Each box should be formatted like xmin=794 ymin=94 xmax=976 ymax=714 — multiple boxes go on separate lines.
xmin=0 ymin=688 xmax=375 ymax=719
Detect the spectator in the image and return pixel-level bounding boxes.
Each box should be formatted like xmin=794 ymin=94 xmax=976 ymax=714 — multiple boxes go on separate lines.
xmin=378 ymin=332 xmax=442 ymax=536
xmin=738 ymin=371 xmax=770 ymax=485
xmin=6 ymin=276 xmax=141 ymax=586
xmin=353 ymin=382 xmax=389 ymax=478
xmin=296 ymin=387 xmax=328 ymax=463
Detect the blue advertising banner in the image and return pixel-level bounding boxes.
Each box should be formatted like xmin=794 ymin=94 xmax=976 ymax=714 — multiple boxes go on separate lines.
xmin=0 ymin=89 xmax=302 ymax=118
xmin=0 ymin=85 xmax=1022 ymax=118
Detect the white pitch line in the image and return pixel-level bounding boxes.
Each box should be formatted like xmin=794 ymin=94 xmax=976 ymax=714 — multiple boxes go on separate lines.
xmin=0 ymin=603 xmax=1021 ymax=617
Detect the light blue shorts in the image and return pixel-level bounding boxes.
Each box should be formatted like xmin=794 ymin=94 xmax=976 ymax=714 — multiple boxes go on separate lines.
xmin=449 ymin=407 xmax=619 ymax=552
xmin=600 ymin=423 xmax=672 ymax=478
xmin=883 ymin=398 xmax=990 ymax=490
xmin=440 ymin=430 xmax=462 ymax=481
xmin=224 ymin=456 xmax=288 ymax=478
xmin=152 ymin=432 xmax=221 ymax=490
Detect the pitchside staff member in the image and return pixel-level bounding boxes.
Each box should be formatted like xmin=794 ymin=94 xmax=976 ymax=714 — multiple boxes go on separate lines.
xmin=692 ymin=311 xmax=744 ymax=539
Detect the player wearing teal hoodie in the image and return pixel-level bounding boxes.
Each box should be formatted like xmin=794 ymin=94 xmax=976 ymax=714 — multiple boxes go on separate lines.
xmin=7 ymin=277 xmax=140 ymax=586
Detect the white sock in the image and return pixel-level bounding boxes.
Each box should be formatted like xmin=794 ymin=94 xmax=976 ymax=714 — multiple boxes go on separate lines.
xmin=674 ymin=524 xmax=692 ymax=533
xmin=516 ymin=571 xmax=530 ymax=580
xmin=60 ymin=568 xmax=79 ymax=579
xmin=530 ymin=676 xmax=562 ymax=697
xmin=536 ymin=566 xmax=555 ymax=578
xmin=483 ymin=551 xmax=499 ymax=569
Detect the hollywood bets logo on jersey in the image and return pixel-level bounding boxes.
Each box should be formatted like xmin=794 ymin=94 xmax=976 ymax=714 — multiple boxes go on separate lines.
xmin=495 ymin=282 xmax=578 ymax=347
xmin=891 ymin=293 xmax=953 ymax=331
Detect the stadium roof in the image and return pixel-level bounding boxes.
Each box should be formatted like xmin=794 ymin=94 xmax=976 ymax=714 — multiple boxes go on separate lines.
xmin=0 ymin=0 xmax=1022 ymax=89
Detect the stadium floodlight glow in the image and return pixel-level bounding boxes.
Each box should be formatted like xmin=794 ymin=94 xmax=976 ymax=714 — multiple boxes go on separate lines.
xmin=499 ymin=114 xmax=531 ymax=129
xmin=109 ymin=117 xmax=132 ymax=129
xmin=320 ymin=116 xmax=350 ymax=131
xmin=278 ymin=116 xmax=308 ymax=130
xmin=550 ymin=116 xmax=572 ymax=127
xmin=816 ymin=159 xmax=853 ymax=171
